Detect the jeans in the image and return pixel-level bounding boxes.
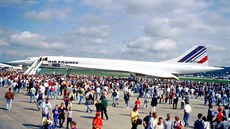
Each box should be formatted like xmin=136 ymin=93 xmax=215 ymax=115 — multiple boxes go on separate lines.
xmin=53 ymin=92 xmax=58 ymax=100
xmin=96 ymin=93 xmax=101 ymax=101
xmin=73 ymin=93 xmax=76 ymax=100
xmin=143 ymin=101 xmax=148 ymax=108
xmin=30 ymin=94 xmax=36 ymax=103
xmin=183 ymin=113 xmax=189 ymax=127
xmin=6 ymin=99 xmax=12 ymax=110
xmin=47 ymin=91 xmax=53 ymax=100
xmin=78 ymin=96 xmax=83 ymax=104
xmin=53 ymin=117 xmax=58 ymax=128
xmin=124 ymin=100 xmax=129 ymax=107
xmin=36 ymin=100 xmax=42 ymax=109
xmin=86 ymin=100 xmax=92 ymax=112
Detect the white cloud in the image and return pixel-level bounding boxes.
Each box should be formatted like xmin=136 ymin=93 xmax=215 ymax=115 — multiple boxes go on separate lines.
xmin=10 ymin=31 xmax=67 ymax=49
xmin=127 ymin=36 xmax=151 ymax=48
xmin=71 ymin=25 xmax=111 ymax=38
xmin=145 ymin=17 xmax=179 ymax=37
xmin=153 ymin=39 xmax=177 ymax=51
xmin=126 ymin=36 xmax=177 ymax=51
xmin=24 ymin=8 xmax=72 ymax=22
xmin=121 ymin=36 xmax=178 ymax=61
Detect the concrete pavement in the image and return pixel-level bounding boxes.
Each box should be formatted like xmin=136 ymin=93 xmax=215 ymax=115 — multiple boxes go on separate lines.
xmin=0 ymin=87 xmax=216 ymax=129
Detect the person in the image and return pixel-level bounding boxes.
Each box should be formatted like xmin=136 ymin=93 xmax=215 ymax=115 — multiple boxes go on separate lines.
xmin=78 ymin=87 xmax=84 ymax=104
xmin=47 ymin=117 xmax=55 ymax=129
xmin=216 ymin=107 xmax=224 ymax=125
xmin=202 ymin=116 xmax=210 ymax=129
xmin=124 ymin=91 xmax=130 ymax=108
xmin=174 ymin=116 xmax=184 ymax=129
xmin=4 ymin=87 xmax=14 ymax=111
xmin=216 ymin=116 xmax=229 ymax=129
xmin=207 ymin=104 xmax=215 ymax=129
xmin=143 ymin=111 xmax=153 ymax=129
xmin=92 ymin=112 xmax=102 ymax=129
xmin=148 ymin=112 xmax=158 ymax=129
xmin=154 ymin=117 xmax=164 ymax=129
xmin=42 ymin=98 xmax=52 ymax=126
xmin=66 ymin=107 xmax=73 ymax=129
xmin=135 ymin=97 xmax=141 ymax=110
xmin=64 ymin=96 xmax=70 ymax=109
xmin=181 ymin=97 xmax=185 ymax=109
xmin=173 ymin=96 xmax=178 ymax=109
xmin=111 ymin=89 xmax=118 ymax=107
xmin=222 ymin=105 xmax=229 ymax=120
xmin=71 ymin=121 xmax=77 ymax=129
xmin=143 ymin=91 xmax=149 ymax=109
xmin=131 ymin=106 xmax=139 ymax=129
xmin=52 ymin=105 xmax=61 ymax=128
xmin=36 ymin=90 xmax=44 ymax=110
xmin=164 ymin=114 xmax=173 ymax=129
xmin=194 ymin=113 xmax=204 ymax=129
xmin=183 ymin=101 xmax=191 ymax=127
xmin=30 ymin=86 xmax=36 ymax=103
xmin=101 ymin=95 xmax=108 ymax=120
xmin=58 ymin=102 xmax=66 ymax=128
xmin=86 ymin=90 xmax=93 ymax=113
xmin=151 ymin=94 xmax=158 ymax=112
xmin=95 ymin=100 xmax=102 ymax=112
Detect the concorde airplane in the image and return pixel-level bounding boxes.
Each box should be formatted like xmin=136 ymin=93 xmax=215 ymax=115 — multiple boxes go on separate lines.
xmin=0 ymin=63 xmax=22 ymax=70
xmin=9 ymin=46 xmax=223 ymax=79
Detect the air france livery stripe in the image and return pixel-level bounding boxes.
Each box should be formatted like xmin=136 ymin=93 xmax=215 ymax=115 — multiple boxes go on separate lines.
xmin=185 ymin=47 xmax=206 ymax=62
xmin=178 ymin=46 xmax=205 ymax=62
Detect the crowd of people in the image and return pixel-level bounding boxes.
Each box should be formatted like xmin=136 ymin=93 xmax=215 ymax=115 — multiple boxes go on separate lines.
xmin=1 ymin=70 xmax=230 ymax=129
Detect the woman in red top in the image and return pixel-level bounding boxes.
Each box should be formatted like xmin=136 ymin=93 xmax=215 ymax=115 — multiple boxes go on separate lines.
xmin=135 ymin=97 xmax=140 ymax=110
xmin=92 ymin=112 xmax=102 ymax=129
xmin=216 ymin=107 xmax=224 ymax=124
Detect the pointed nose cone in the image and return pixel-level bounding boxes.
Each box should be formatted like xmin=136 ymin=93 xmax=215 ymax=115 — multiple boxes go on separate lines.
xmin=8 ymin=60 xmax=34 ymax=65
xmin=209 ymin=66 xmax=224 ymax=71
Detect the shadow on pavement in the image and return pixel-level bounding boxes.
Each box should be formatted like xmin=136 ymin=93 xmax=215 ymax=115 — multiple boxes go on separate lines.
xmin=80 ymin=115 xmax=94 ymax=119
xmin=23 ymin=124 xmax=41 ymax=128
xmin=24 ymin=107 xmax=38 ymax=111
xmin=119 ymin=113 xmax=130 ymax=116
xmin=0 ymin=107 xmax=7 ymax=110
xmin=73 ymin=109 xmax=91 ymax=113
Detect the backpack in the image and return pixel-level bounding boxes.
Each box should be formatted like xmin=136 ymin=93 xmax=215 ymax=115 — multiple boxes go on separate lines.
xmin=70 ymin=95 xmax=74 ymax=101
xmin=78 ymin=89 xmax=83 ymax=94
xmin=88 ymin=93 xmax=93 ymax=100
xmin=112 ymin=91 xmax=117 ymax=97
xmin=194 ymin=120 xmax=204 ymax=129
xmin=124 ymin=93 xmax=129 ymax=100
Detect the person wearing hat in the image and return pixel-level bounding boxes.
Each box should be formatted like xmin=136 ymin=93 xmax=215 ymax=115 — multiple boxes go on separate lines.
xmin=92 ymin=112 xmax=102 ymax=129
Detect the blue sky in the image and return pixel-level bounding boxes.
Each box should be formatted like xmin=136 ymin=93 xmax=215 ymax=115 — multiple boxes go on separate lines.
xmin=0 ymin=0 xmax=229 ymax=66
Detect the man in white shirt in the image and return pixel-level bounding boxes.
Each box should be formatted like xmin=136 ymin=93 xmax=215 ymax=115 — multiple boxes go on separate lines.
xmin=183 ymin=101 xmax=192 ymax=127
xmin=42 ymin=98 xmax=52 ymax=125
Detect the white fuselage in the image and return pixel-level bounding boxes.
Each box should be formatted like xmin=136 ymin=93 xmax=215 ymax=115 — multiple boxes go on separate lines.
xmin=19 ymin=56 xmax=221 ymax=75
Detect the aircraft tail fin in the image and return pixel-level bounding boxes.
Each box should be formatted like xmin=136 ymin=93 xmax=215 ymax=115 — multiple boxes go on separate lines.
xmin=163 ymin=46 xmax=209 ymax=66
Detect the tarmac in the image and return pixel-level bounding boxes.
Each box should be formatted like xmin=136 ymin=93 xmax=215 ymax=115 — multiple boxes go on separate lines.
xmin=0 ymin=87 xmax=216 ymax=129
